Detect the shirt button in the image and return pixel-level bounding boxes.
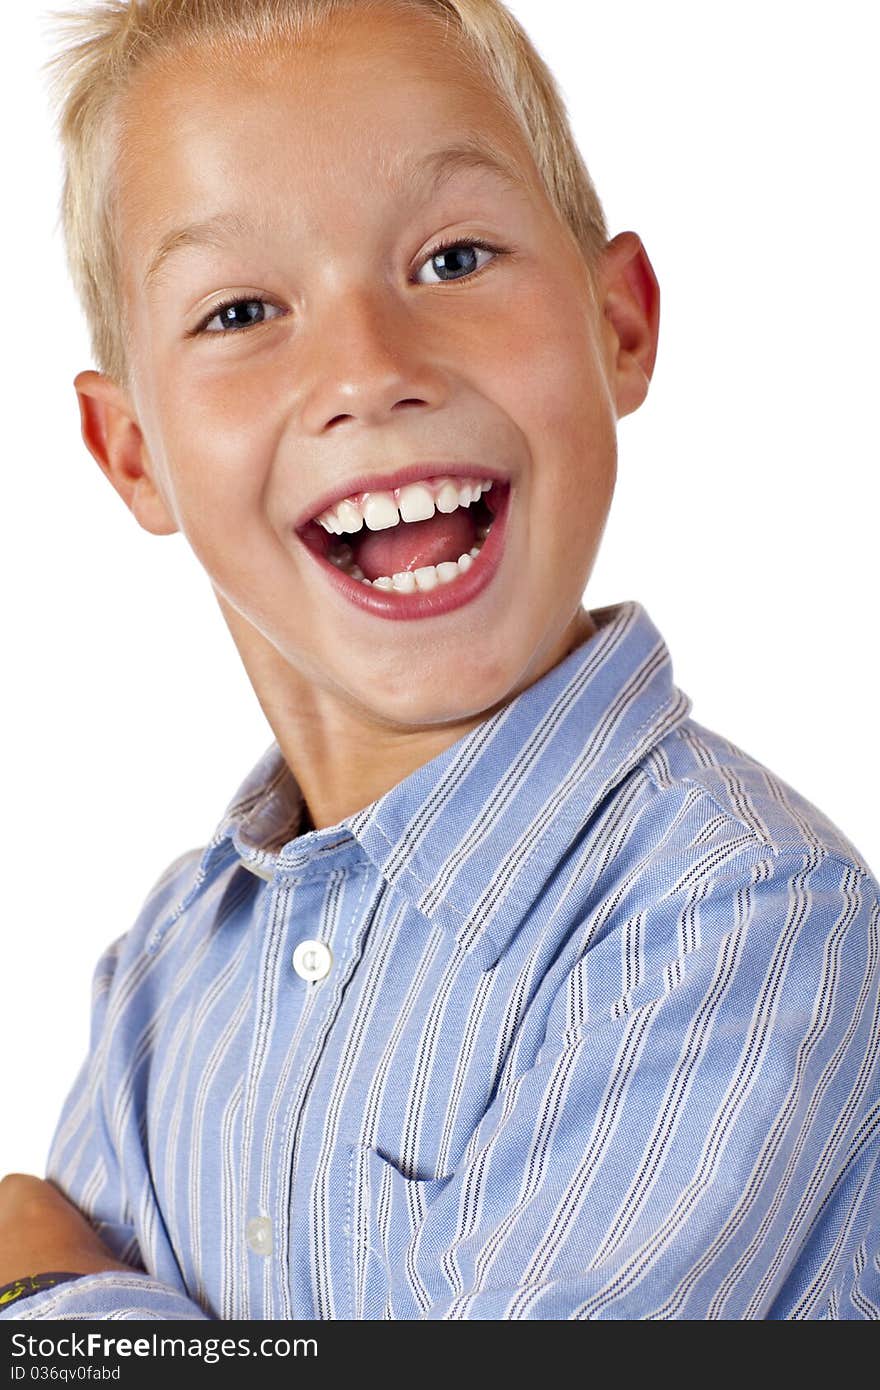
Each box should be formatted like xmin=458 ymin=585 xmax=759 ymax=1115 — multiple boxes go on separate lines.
xmin=246 ymin=1216 xmax=273 ymax=1256
xmin=292 ymin=938 xmax=332 ymax=981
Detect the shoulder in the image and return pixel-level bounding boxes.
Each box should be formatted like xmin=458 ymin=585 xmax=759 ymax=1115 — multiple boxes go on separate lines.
xmin=72 ymin=845 xmax=216 ymax=1065
xmin=90 ymin=845 xmax=211 ymax=995
xmin=548 ymin=715 xmax=879 ymax=1040
xmin=643 ymin=714 xmax=875 ymax=877
xmin=636 ymin=715 xmax=880 ymax=971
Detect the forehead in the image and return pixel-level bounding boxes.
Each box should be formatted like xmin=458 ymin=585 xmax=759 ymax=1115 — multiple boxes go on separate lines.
xmin=113 ymin=6 xmax=542 ymax=285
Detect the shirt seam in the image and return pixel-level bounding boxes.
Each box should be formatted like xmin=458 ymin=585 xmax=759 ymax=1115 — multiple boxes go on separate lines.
xmin=228 ymin=756 xmax=291 ymax=823
xmin=540 ymin=838 xmax=878 ymax=1049
xmin=642 ymin=765 xmax=877 ymax=887
xmin=271 ymin=854 xmax=372 ymax=884
xmin=641 ymin=762 xmax=776 ymax=852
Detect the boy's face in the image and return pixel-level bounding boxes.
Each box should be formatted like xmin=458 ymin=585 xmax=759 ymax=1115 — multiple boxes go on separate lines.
xmin=87 ymin=5 xmax=656 ymax=731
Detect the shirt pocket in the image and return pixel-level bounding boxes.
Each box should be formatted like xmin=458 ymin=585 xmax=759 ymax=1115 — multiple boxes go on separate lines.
xmin=346 ymin=1142 xmax=454 ymax=1319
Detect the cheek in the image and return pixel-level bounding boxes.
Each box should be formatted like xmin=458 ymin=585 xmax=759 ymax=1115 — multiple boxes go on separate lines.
xmin=146 ymin=425 xmax=278 ymax=591
xmin=498 ymin=276 xmax=617 ymax=540
xmin=156 ymin=382 xmax=275 ymax=517
xmin=490 ymin=279 xmax=611 ymax=439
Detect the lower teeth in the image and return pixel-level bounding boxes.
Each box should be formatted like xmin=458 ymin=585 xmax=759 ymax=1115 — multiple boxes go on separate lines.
xmin=330 ymin=523 xmax=491 ymax=591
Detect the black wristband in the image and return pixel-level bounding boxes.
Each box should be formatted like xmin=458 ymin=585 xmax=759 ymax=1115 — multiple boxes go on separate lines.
xmin=0 ymin=1271 xmax=82 ymax=1311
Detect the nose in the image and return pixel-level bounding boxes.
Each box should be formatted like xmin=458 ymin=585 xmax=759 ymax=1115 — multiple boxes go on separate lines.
xmin=298 ymin=286 xmax=450 ymax=434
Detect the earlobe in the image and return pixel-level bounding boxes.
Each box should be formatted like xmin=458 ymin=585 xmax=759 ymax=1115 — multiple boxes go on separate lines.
xmin=73 ymin=370 xmax=178 ymax=536
xmin=598 ymin=231 xmax=661 ymax=419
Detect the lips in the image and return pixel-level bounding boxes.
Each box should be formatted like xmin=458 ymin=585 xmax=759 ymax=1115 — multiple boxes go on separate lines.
xmin=298 ymin=477 xmax=512 ymax=621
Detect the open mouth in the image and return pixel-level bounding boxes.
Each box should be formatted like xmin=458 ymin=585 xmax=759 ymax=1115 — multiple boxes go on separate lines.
xmin=297 ymin=474 xmax=507 ymax=594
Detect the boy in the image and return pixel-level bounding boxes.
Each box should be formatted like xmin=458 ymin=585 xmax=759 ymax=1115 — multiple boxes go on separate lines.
xmin=1 ymin=0 xmax=877 ymax=1319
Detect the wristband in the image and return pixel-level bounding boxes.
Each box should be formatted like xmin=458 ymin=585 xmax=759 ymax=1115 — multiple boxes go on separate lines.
xmin=0 ymin=1271 xmax=82 ymax=1310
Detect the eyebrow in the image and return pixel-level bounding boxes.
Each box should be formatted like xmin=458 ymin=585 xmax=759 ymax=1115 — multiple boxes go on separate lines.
xmin=142 ymin=138 xmax=531 ymax=290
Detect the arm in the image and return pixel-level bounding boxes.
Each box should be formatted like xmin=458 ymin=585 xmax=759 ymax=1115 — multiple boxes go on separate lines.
xmin=351 ymin=850 xmax=880 ymax=1319
xmin=0 ymin=1172 xmax=133 ymax=1285
xmin=1 ymin=859 xmax=213 ymax=1321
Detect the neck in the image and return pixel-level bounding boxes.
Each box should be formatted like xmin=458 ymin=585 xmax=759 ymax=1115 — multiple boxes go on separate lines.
xmin=215 ymin=598 xmax=596 ymax=831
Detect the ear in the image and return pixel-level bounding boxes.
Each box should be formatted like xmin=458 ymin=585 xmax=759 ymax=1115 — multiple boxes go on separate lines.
xmin=597 ymin=231 xmax=660 ymax=419
xmin=73 ymin=370 xmax=179 ymax=536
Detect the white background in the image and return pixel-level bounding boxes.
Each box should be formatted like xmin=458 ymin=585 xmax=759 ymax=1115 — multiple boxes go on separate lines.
xmin=2 ymin=1 xmax=877 ymax=1177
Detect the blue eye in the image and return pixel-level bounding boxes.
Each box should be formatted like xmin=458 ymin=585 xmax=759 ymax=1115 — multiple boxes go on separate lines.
xmin=416 ymin=237 xmax=499 ymax=285
xmin=198 ymin=298 xmax=284 ymax=334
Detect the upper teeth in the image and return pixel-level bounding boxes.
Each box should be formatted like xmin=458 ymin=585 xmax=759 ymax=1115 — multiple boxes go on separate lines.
xmin=316 ymin=475 xmax=495 ymax=534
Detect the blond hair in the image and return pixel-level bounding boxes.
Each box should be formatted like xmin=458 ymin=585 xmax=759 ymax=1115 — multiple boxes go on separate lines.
xmin=43 ymin=0 xmax=609 ymax=390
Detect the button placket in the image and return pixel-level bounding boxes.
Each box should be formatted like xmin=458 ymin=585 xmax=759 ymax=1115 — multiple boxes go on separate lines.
xmin=278 ymin=867 xmax=376 ymax=1318
xmin=237 ymin=842 xmax=371 ymax=1317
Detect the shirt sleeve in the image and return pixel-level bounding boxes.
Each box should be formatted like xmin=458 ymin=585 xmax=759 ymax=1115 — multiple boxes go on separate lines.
xmin=0 ymin=858 xmax=213 ymax=1323
xmin=349 ymin=849 xmax=880 ymax=1319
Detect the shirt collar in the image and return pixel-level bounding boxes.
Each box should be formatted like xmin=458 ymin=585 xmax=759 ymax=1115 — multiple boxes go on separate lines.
xmin=155 ymin=600 xmax=692 ymax=968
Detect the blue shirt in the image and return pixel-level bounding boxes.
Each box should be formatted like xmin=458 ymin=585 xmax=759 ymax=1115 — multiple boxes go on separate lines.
xmin=6 ymin=599 xmax=879 ymax=1320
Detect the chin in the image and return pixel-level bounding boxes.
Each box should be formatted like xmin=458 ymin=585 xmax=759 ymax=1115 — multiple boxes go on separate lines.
xmin=356 ymin=656 xmax=518 ymax=729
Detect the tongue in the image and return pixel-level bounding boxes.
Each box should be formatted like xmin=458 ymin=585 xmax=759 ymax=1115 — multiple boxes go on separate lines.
xmin=352 ymin=507 xmax=478 ymax=581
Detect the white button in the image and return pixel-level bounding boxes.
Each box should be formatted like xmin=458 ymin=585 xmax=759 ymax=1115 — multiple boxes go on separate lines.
xmin=246 ymin=1216 xmax=273 ymax=1256
xmin=292 ymin=938 xmax=332 ymax=981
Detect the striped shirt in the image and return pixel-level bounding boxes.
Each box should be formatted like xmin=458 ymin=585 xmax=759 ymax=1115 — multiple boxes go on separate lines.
xmin=6 ymin=598 xmax=879 ymax=1320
